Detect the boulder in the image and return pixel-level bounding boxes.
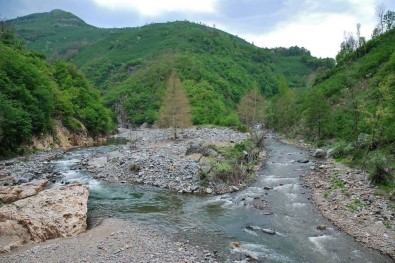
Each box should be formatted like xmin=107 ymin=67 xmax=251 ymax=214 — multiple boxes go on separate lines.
xmin=313 ymin=149 xmax=326 ymax=158
xmin=0 ymin=180 xmax=48 ymax=204
xmin=0 ymin=184 xmax=88 ymax=252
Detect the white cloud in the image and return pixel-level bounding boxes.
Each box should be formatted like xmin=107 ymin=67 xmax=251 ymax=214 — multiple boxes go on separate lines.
xmin=91 ymin=0 xmax=220 ymax=16
xmin=238 ymin=0 xmax=381 ymax=58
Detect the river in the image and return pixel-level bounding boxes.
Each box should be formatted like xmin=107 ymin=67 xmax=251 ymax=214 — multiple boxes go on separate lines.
xmin=50 ymin=134 xmax=392 ymax=262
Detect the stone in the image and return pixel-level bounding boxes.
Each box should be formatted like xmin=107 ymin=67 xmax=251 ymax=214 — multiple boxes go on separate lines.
xmin=0 ymin=180 xmax=48 ymax=204
xmin=0 ymin=184 xmax=88 ymax=252
xmin=297 ymin=159 xmax=310 ymax=164
xmin=316 ymin=225 xmax=327 ymax=231
xmin=261 ymin=228 xmax=276 ymax=235
xmin=205 ymin=188 xmax=213 ymax=194
xmin=313 ymin=149 xmax=326 ymax=158
xmin=191 ymin=185 xmax=200 ymax=192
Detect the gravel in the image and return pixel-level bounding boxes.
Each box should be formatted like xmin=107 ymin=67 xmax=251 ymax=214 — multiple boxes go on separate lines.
xmin=78 ymin=128 xmax=249 ymax=194
xmin=0 ymin=218 xmax=218 ymax=263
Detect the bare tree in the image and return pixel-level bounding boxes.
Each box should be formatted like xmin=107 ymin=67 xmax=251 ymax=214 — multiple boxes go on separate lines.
xmin=376 ymin=3 xmax=387 ymax=34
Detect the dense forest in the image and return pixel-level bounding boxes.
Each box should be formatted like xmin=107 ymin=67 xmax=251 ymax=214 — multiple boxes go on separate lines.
xmin=9 ymin=10 xmax=334 ymax=126
xmin=0 ymin=24 xmax=113 ymax=158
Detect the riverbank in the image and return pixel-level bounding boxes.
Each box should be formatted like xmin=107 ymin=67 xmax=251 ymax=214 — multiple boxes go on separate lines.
xmin=277 ymin=134 xmax=395 ymax=259
xmin=303 ymin=159 xmax=395 ymax=259
xmin=1 ymin=218 xmax=217 ymax=263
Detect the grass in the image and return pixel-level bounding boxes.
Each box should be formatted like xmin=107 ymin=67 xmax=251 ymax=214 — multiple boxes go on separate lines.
xmin=347 ymin=198 xmax=366 ymax=212
xmin=331 ymin=176 xmax=346 ymax=189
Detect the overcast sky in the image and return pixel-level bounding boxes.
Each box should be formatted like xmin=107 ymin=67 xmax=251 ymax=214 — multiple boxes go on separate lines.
xmin=1 ymin=0 xmax=394 ymax=58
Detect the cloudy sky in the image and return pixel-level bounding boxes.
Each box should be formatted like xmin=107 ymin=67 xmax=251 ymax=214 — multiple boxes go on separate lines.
xmin=1 ymin=0 xmax=394 ymax=58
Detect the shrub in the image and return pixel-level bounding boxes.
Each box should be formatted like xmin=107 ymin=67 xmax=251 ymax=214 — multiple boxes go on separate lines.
xmin=368 ymin=154 xmax=394 ymax=184
xmin=129 ymin=163 xmax=141 ymax=173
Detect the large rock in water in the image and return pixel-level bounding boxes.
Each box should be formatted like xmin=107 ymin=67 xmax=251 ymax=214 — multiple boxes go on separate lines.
xmin=0 ymin=180 xmax=48 ymax=204
xmin=0 ymin=184 xmax=88 ymax=253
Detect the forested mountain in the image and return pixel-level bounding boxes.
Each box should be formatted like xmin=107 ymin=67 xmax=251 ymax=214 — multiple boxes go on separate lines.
xmin=267 ymin=27 xmax=395 ymax=183
xmin=9 ymin=9 xmax=334 ymax=126
xmin=0 ymin=25 xmax=113 ymax=158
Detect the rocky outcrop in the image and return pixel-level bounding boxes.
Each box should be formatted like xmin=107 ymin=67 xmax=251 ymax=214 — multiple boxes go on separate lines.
xmin=0 ymin=184 xmax=88 ymax=253
xmin=0 ymin=180 xmax=48 ymax=204
xmin=32 ymin=119 xmax=106 ymax=150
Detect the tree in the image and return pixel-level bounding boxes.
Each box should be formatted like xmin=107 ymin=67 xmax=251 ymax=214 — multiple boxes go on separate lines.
xmin=376 ymin=3 xmax=386 ymax=34
xmin=383 ymin=10 xmax=395 ymax=30
xmin=304 ymin=89 xmax=330 ymax=140
xmin=237 ymin=82 xmax=266 ymax=129
xmin=158 ymin=70 xmax=192 ymax=140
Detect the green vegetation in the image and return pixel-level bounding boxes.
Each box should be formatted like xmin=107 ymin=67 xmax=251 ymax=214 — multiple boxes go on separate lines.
xmin=9 ymin=10 xmax=334 ymax=127
xmin=0 ymin=27 xmax=113 ymax=158
xmin=266 ymin=26 xmax=395 ymax=187
xmin=201 ymin=140 xmax=260 ymax=186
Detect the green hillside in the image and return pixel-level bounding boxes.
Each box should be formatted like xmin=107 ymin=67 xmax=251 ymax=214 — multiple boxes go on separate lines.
xmin=267 ymin=28 xmax=395 ymax=184
xmin=0 ymin=27 xmax=113 ymax=158
xmin=9 ymin=10 xmax=334 ymax=126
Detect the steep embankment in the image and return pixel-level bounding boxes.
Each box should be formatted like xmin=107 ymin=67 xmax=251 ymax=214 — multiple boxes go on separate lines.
xmin=0 ymin=28 xmax=113 ymax=158
xmin=9 ymin=9 xmax=334 ymax=126
xmin=268 ymin=28 xmax=395 ymax=180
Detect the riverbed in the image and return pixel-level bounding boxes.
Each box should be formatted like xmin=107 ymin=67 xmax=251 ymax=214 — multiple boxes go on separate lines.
xmin=40 ymin=132 xmax=393 ymax=262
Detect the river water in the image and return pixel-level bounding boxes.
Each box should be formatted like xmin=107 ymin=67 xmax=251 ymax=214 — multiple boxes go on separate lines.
xmin=50 ymin=135 xmax=392 ymax=262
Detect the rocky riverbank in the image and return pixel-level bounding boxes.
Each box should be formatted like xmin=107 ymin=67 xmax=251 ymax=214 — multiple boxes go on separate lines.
xmin=77 ymin=127 xmax=264 ymax=194
xmin=1 ymin=218 xmax=218 ymax=263
xmin=302 ymin=159 xmax=395 ymax=259
xmin=275 ymin=132 xmax=395 ymax=259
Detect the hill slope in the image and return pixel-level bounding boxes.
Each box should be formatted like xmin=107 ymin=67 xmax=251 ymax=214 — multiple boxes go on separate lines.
xmin=267 ymin=28 xmax=395 ymax=183
xmin=0 ymin=27 xmax=113 ymax=158
xmin=9 ymin=9 xmax=334 ymax=126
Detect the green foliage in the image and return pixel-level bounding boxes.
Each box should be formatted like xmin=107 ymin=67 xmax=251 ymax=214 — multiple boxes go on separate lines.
xmin=208 ymin=140 xmax=258 ymax=184
xmin=303 ymin=89 xmax=331 ymax=140
xmin=367 ymin=153 xmax=394 ymax=185
xmin=0 ymin=32 xmax=113 ymax=158
xmin=9 ymin=10 xmax=333 ymax=127
xmin=264 ymin=28 xmax=395 ymax=191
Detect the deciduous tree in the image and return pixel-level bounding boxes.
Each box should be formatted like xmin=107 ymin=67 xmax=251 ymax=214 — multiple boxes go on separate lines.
xmin=237 ymin=83 xmax=266 ymax=129
xmin=158 ymin=70 xmax=192 ymax=139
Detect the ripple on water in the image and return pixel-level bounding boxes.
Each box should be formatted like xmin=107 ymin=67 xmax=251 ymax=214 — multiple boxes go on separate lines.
xmin=273 ymin=183 xmax=299 ymax=192
xmin=308 ymin=235 xmax=335 ymax=254
xmin=291 ymin=202 xmax=307 ymax=208
xmin=262 ymin=176 xmax=297 ymax=184
xmin=232 ymin=243 xmax=293 ymax=262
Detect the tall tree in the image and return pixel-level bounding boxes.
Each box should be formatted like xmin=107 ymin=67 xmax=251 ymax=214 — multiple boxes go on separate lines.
xmin=376 ymin=3 xmax=387 ymax=34
xmin=237 ymin=82 xmax=266 ymax=129
xmin=158 ymin=70 xmax=192 ymax=140
xmin=304 ymin=89 xmax=330 ymax=140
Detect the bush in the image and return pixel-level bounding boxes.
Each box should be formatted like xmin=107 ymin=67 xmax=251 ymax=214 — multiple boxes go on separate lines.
xmin=368 ymin=154 xmax=394 ymax=184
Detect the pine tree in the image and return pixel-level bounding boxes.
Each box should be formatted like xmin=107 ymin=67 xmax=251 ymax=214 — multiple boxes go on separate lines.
xmin=158 ymin=70 xmax=192 ymax=140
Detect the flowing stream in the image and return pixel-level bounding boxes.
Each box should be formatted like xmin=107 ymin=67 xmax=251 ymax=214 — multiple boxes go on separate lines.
xmin=50 ymin=135 xmax=392 ymax=262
